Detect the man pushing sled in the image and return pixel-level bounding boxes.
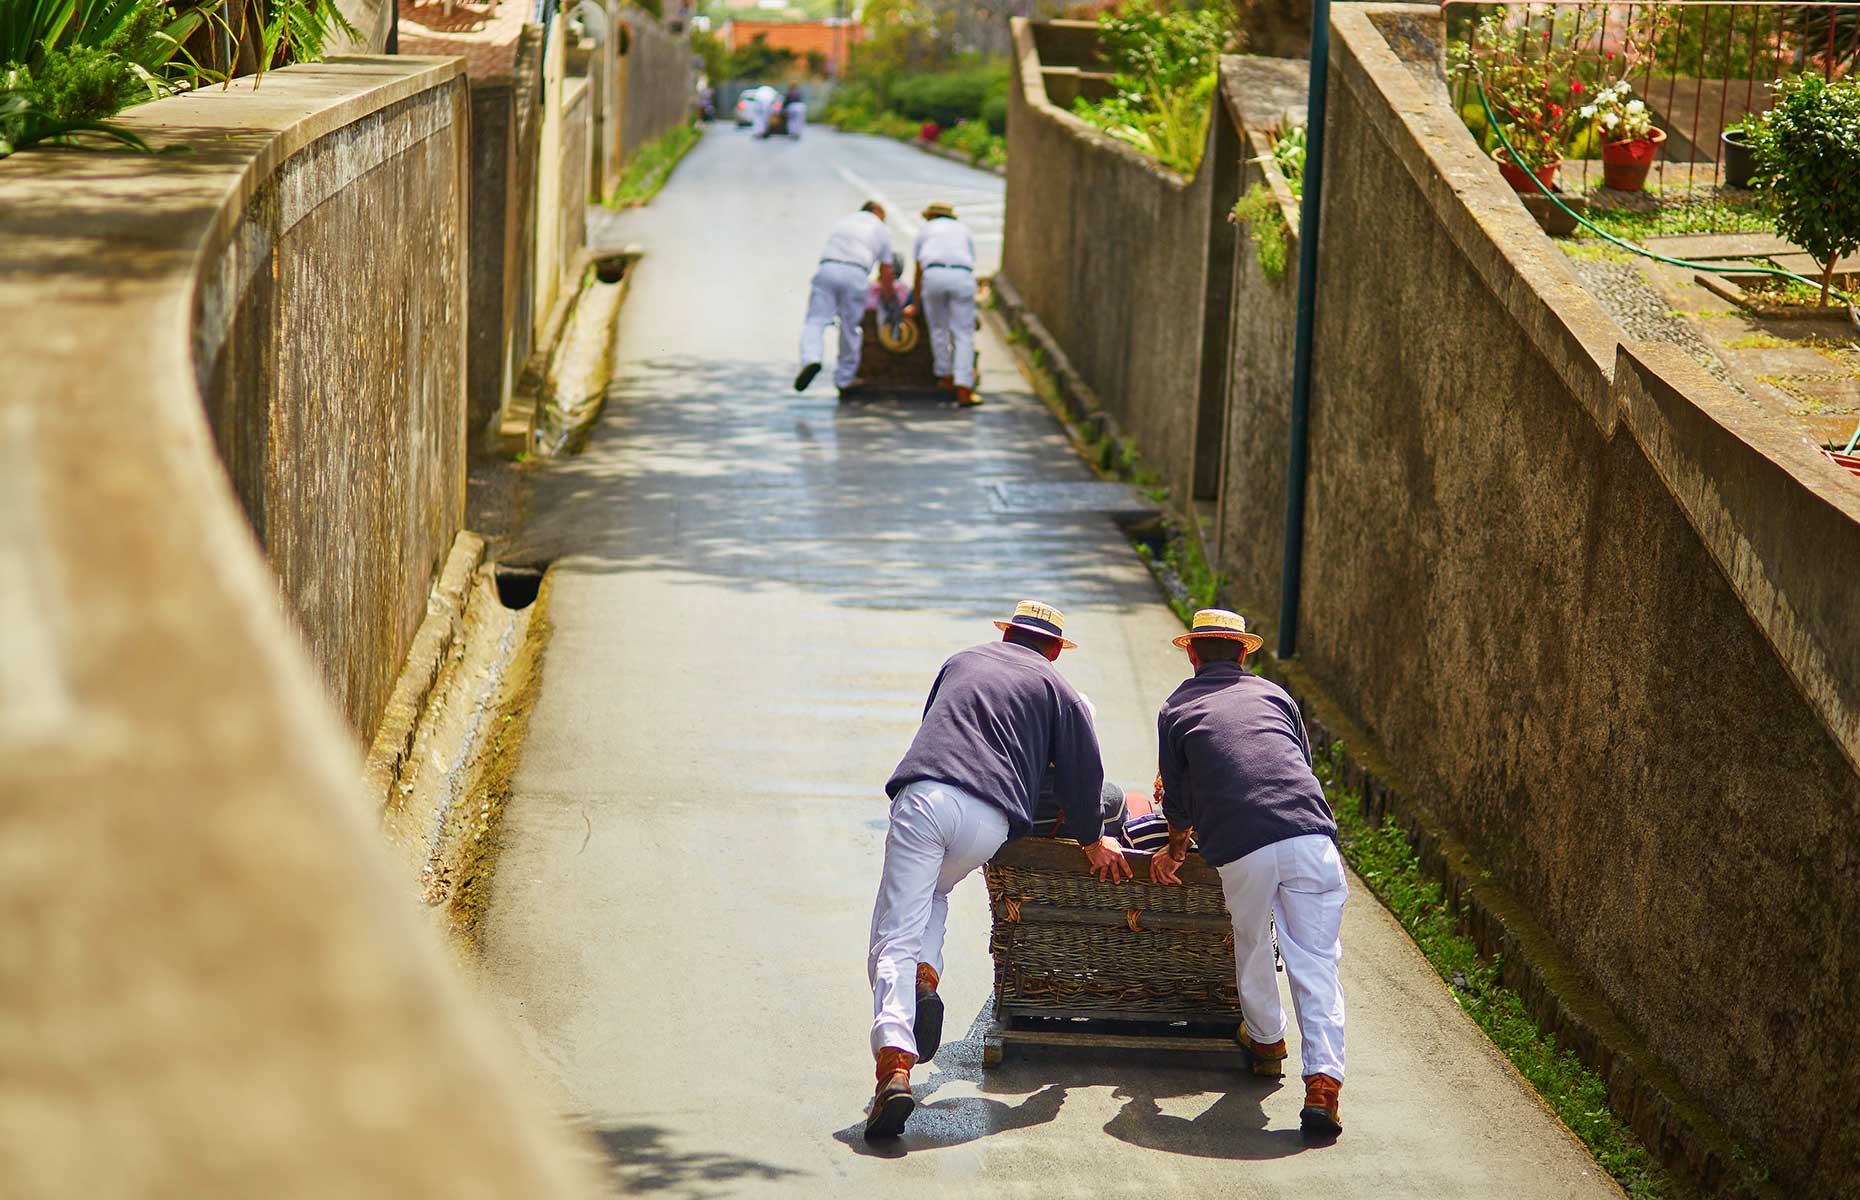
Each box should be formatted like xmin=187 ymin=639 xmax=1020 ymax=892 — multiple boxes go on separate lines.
xmin=862 ymin=601 xmax=1131 ymax=1138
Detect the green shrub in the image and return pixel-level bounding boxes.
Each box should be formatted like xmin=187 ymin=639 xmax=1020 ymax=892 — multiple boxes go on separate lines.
xmin=1747 ymin=74 xmax=1860 ymax=306
xmin=1232 ymin=183 xmax=1291 ymax=284
xmin=939 ymin=118 xmax=1005 ymax=168
xmin=1070 ymin=0 xmax=1233 ymax=174
xmin=887 ymin=59 xmax=1008 ymax=131
xmin=980 ymin=88 xmax=1007 ymax=134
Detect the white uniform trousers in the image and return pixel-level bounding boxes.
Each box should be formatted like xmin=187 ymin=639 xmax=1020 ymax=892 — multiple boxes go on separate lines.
xmin=1218 ymin=832 xmax=1348 ymax=1081
xmin=800 ymin=261 xmax=870 ymax=389
xmin=750 ymin=97 xmax=769 ymax=136
xmin=867 ymin=779 xmax=1010 ymax=1057
xmin=921 ymin=268 xmax=977 ymax=388
xmin=785 ymin=101 xmax=806 ymax=138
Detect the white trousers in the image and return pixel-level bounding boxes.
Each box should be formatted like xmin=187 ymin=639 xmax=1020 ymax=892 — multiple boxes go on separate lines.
xmin=921 ymin=269 xmax=977 ymax=388
xmin=867 ymin=780 xmax=1010 ymax=1057
xmin=800 ymin=262 xmax=870 ymax=389
xmin=751 ymin=100 xmax=768 ymax=136
xmin=785 ymin=102 xmax=805 ymax=138
xmin=1218 ymin=833 xmax=1348 ymax=1081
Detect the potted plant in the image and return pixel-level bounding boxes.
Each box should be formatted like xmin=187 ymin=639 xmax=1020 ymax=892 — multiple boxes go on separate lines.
xmin=1720 ymin=113 xmax=1761 ymax=188
xmin=1746 ymin=75 xmax=1860 ymax=307
xmin=1581 ymin=80 xmax=1666 ymax=191
xmin=1450 ymin=10 xmax=1591 ymax=194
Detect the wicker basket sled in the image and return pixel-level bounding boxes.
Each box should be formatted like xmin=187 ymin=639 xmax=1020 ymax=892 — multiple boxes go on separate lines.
xmin=980 ymin=837 xmax=1248 ymax=1066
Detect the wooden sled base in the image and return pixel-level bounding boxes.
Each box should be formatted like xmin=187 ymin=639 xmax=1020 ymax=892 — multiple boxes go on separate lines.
xmin=982 ymin=1011 xmax=1247 ymax=1069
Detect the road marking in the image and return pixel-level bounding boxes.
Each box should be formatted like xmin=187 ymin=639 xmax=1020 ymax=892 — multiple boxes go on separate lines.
xmin=834 ymin=164 xmax=921 ymax=237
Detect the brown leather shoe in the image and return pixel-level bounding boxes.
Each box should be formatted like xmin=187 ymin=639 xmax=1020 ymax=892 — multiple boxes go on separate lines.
xmin=1236 ymin=1021 xmax=1287 ymax=1077
xmin=936 ymin=375 xmax=955 ymax=389
xmin=864 ymin=1047 xmax=916 ymax=1139
xmin=914 ymin=963 xmax=944 ymax=1065
xmin=956 ymin=386 xmax=982 ymax=407
xmin=1301 ymin=1073 xmax=1342 ymax=1136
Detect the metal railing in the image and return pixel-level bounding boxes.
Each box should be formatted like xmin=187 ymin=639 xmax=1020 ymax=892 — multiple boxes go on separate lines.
xmin=1446 ymin=2 xmax=1859 ymax=218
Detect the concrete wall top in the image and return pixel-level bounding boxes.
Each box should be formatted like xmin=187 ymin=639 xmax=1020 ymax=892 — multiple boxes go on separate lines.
xmin=0 ymin=60 xmax=597 ymax=1194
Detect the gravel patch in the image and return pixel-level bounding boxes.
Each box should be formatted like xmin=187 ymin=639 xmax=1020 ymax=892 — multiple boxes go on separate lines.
xmin=1566 ymin=255 xmax=1738 ymax=388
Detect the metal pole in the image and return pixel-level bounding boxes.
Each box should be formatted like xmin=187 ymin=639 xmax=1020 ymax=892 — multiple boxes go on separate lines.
xmin=1276 ymin=0 xmax=1330 ymax=659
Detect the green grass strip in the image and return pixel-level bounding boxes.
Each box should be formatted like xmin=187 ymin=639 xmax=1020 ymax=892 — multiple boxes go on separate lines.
xmin=1312 ymin=745 xmax=1684 ymax=1198
xmin=606 ymin=120 xmax=702 ymax=209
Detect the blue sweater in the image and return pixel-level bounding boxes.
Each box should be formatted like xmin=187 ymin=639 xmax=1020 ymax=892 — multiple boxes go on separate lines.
xmin=1156 ymin=662 xmax=1336 ymax=868
xmin=888 ymin=642 xmax=1106 ymax=843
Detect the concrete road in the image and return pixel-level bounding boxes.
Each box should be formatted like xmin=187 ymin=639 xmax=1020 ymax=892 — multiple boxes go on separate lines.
xmin=481 ymin=126 xmax=1621 ymax=1198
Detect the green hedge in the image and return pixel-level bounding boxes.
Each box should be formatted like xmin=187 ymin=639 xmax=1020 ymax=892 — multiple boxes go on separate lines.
xmin=887 ymin=61 xmax=1009 ymax=133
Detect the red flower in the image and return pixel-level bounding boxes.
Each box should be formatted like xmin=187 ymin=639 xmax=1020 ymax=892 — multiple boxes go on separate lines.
xmin=1571 ymin=82 xmax=1585 ymax=94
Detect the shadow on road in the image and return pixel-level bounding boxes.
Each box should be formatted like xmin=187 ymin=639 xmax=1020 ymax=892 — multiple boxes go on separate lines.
xmin=585 ymin=1121 xmax=807 ymax=1194
xmin=830 ymin=1000 xmax=1319 ymax=1162
xmin=500 ymin=353 xmax=1149 ymax=623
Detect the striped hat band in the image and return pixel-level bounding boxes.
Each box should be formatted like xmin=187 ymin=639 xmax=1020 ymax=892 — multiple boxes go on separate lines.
xmin=1172 ymin=608 xmax=1265 ymax=652
xmin=993 ymin=599 xmax=1077 ymax=649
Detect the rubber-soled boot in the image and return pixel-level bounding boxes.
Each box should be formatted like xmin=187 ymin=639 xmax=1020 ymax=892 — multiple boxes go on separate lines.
xmin=794 ymin=362 xmax=820 ymax=392
xmin=1300 ymin=1073 xmax=1343 ymax=1136
xmin=913 ymin=963 xmax=944 ymax=1065
xmin=1236 ymin=1021 xmax=1288 ymax=1078
xmin=864 ymin=1048 xmax=916 ymax=1140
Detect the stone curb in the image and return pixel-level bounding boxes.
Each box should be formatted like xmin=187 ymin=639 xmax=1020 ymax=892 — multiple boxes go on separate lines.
xmin=1255 ymin=652 xmax=1773 ymax=1199
xmin=363 ymin=530 xmax=487 ymax=806
xmin=911 ymin=137 xmax=1006 ymax=177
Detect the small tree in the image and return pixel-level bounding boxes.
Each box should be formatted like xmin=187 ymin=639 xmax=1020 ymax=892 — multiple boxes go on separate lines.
xmin=1748 ymin=75 xmax=1860 ymax=307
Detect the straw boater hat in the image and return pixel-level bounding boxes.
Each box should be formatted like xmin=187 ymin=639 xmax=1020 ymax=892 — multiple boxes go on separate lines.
xmin=921 ymin=202 xmax=956 ymax=221
xmin=994 ymin=599 xmax=1077 ymax=649
xmin=1172 ymin=608 xmax=1264 ymax=653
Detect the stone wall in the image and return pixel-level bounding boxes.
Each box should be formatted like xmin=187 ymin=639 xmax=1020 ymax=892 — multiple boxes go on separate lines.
xmin=1002 ymin=19 xmax=1236 ymax=503
xmin=194 ymin=65 xmax=467 ymax=738
xmin=0 ymin=58 xmax=595 ymax=1195
xmin=561 ymin=76 xmax=593 ymax=284
xmin=617 ymin=5 xmax=694 ymax=165
xmin=1004 ymin=8 xmax=1860 ymax=1193
xmin=1293 ymin=22 xmax=1860 ymax=1192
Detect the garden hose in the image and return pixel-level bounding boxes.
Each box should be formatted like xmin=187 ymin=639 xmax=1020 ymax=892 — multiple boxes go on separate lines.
xmin=1474 ymin=80 xmax=1854 ymax=308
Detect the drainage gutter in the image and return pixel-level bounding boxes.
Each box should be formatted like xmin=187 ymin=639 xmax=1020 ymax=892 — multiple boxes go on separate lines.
xmin=1277 ymin=0 xmax=1330 ymax=658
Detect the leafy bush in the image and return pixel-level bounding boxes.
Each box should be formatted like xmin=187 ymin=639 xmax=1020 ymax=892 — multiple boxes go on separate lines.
xmin=1747 ymin=74 xmax=1860 ymax=306
xmin=0 ymin=0 xmax=203 ymax=157
xmin=1070 ymin=0 xmax=1234 ymax=174
xmin=939 ymin=118 xmax=1005 ymax=169
xmin=886 ymin=59 xmax=1008 ymax=132
xmin=0 ymin=0 xmax=358 ymax=160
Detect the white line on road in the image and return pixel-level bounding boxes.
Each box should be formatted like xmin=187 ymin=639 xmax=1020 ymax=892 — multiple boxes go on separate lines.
xmin=834 ymin=164 xmax=921 ymax=238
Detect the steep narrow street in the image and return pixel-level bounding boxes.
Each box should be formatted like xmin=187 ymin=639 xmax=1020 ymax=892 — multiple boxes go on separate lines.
xmin=478 ymin=126 xmax=1621 ymax=1197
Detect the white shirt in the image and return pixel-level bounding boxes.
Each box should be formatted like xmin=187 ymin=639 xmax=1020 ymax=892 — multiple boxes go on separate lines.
xmin=912 ymin=218 xmax=976 ymax=270
xmin=819 ymin=211 xmax=896 ymax=272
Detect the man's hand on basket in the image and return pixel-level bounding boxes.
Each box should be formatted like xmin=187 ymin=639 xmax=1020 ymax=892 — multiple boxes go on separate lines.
xmin=1149 ymin=848 xmax=1184 ymax=886
xmin=1082 ymin=837 xmax=1133 ymax=883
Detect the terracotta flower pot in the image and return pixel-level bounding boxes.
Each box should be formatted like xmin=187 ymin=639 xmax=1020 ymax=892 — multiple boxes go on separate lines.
xmin=1600 ymin=127 xmax=1666 ymax=191
xmin=1493 ymin=146 xmax=1559 ymax=194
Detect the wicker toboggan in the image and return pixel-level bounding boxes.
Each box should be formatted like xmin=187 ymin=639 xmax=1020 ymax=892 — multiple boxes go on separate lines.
xmin=981 ymin=837 xmax=1245 ymax=1065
